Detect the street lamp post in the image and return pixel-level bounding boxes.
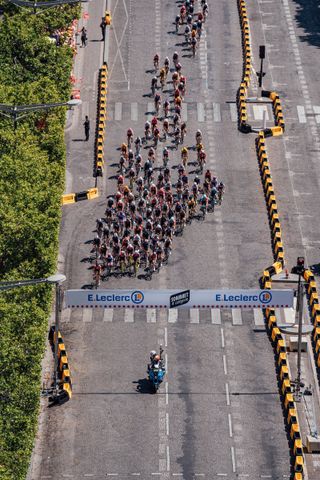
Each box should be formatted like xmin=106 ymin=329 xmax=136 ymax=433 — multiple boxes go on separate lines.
xmin=0 ymin=273 xmax=66 ymax=395
xmin=0 ymin=99 xmax=81 ymax=129
xmin=276 ymin=257 xmax=313 ymax=400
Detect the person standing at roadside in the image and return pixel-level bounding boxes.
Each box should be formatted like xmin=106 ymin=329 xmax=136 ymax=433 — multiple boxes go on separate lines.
xmin=81 ymin=27 xmax=87 ymax=47
xmin=84 ymin=116 xmax=90 ymax=141
xmin=100 ymin=19 xmax=106 ymax=41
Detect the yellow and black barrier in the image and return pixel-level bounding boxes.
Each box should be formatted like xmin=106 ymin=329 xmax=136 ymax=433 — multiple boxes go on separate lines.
xmin=238 ymin=1 xmax=304 ymax=477
xmin=50 ymin=328 xmax=72 ymax=402
xmin=95 ymin=62 xmax=108 ymax=177
xmin=303 ymin=270 xmax=320 ymax=370
xmin=61 ymin=187 xmax=99 ymax=205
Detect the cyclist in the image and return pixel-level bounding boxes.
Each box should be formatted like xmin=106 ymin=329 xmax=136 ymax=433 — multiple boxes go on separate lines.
xmin=153 ymin=53 xmax=159 ymax=71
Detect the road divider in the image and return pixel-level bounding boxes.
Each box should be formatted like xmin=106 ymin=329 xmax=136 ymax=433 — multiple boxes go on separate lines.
xmin=303 ymin=269 xmax=320 ymax=375
xmin=95 ymin=62 xmax=108 ymax=177
xmin=61 ymin=187 xmax=99 ymax=205
xmin=238 ymin=0 xmax=304 ymax=476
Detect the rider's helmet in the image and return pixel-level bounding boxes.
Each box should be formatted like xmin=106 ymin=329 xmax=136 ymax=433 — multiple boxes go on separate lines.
xmin=164 ymin=56 xmax=169 ymax=65
xmin=154 ymin=53 xmax=159 ymax=60
xmin=127 ymin=128 xmax=133 ymax=136
xmin=117 ymin=175 xmax=124 ymax=184
xmin=107 ymin=197 xmax=114 ymax=208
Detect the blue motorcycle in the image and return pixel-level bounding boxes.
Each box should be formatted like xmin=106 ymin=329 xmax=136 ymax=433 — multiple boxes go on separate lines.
xmin=149 ymin=365 xmax=165 ymax=392
xmin=148 ymin=347 xmax=166 ymax=392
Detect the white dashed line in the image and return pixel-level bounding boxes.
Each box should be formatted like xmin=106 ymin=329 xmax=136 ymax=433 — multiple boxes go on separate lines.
xmin=164 ymin=326 xmax=168 ymax=347
xmin=228 ymin=413 xmax=233 ymax=437
xmin=221 ymin=328 xmax=225 ymax=348
xmin=231 ymin=446 xmax=236 ymax=472
xmin=223 ymin=354 xmax=228 ymax=375
xmin=166 ymin=412 xmax=169 ymax=436
xmin=226 ymin=383 xmax=230 ymax=406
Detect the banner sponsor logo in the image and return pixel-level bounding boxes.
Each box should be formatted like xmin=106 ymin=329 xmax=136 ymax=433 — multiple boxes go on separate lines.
xmin=170 ymin=290 xmax=190 ymax=308
xmin=65 ymin=289 xmax=293 ymax=309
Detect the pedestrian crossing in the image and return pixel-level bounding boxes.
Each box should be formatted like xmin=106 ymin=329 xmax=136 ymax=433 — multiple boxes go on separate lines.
xmin=60 ymin=307 xmax=298 ymax=325
xmin=106 ymin=102 xmax=320 ymax=124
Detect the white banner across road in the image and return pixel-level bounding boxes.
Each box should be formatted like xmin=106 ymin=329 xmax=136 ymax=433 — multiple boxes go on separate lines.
xmin=64 ymin=289 xmax=294 ymax=309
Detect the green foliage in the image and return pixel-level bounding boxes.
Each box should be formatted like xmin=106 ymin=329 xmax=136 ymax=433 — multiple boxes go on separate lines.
xmin=0 ymin=4 xmax=80 ymax=479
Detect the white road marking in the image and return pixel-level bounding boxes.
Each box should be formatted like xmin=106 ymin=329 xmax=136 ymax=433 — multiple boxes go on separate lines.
xmin=147 ymin=308 xmax=157 ymax=323
xmin=216 ymin=475 xmax=227 ymax=477
xmin=164 ymin=327 xmax=168 ymax=347
xmin=223 ymin=354 xmax=228 ymax=375
xmin=231 ymin=446 xmax=236 ymax=472
xmin=82 ymin=309 xmax=93 ymax=322
xmin=232 ymin=309 xmax=243 ymax=325
xmin=103 ymin=308 xmax=114 ymax=322
xmin=253 ymin=105 xmax=269 ymax=121
xmin=168 ymin=309 xmax=178 ymax=323
xmin=166 ymin=412 xmax=169 ymax=436
xmin=211 ymin=308 xmax=221 ymax=324
xmin=181 ymin=103 xmax=188 ymax=121
xmin=124 ymin=309 xmax=134 ymax=322
xmin=165 ymin=381 xmax=169 ymax=405
xmin=213 ymin=102 xmax=221 ymax=122
xmin=190 ymin=309 xmax=199 ymax=323
xmin=228 ymin=413 xmax=233 ymax=437
xmin=197 ymin=102 xmax=205 ymax=122
xmin=297 ymin=106 xmax=306 ymax=123
xmin=221 ymin=328 xmax=225 ymax=348
xmin=166 ymin=446 xmax=170 ymax=472
xmin=253 ymin=309 xmax=264 ymax=326
xmin=313 ymin=105 xmax=320 ymax=124
xmin=114 ymin=102 xmax=122 ymax=121
xmin=131 ymin=102 xmax=138 ymax=121
xmin=226 ymin=382 xmax=230 ymax=406
xmin=229 ymin=103 xmax=237 ymax=122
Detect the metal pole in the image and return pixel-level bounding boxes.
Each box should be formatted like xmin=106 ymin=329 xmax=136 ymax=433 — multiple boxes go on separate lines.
xmin=53 ymin=282 xmax=61 ymax=394
xmin=296 ymin=273 xmax=304 ymax=396
xmin=259 ymin=58 xmax=264 ymax=88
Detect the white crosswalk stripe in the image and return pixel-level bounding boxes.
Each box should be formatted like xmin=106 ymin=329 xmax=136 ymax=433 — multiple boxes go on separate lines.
xmin=131 ymin=102 xmax=138 ymax=121
xmin=108 ymin=101 xmax=310 ymax=124
xmin=213 ymin=102 xmax=221 ymax=122
xmin=252 ymin=105 xmax=269 ymax=121
xmin=168 ymin=308 xmax=178 ymax=323
xmin=114 ymin=102 xmax=122 ymax=121
xmin=147 ymin=308 xmax=157 ymax=323
xmin=181 ymin=103 xmax=188 ymax=121
xmin=190 ymin=309 xmax=199 ymax=323
xmin=313 ymin=105 xmax=320 ymax=124
xmin=82 ymin=309 xmax=93 ymax=323
xmin=211 ymin=308 xmax=222 ymax=324
xmin=103 ymin=308 xmax=114 ymax=322
xmin=297 ymin=105 xmax=307 ymax=123
xmin=231 ymin=308 xmax=243 ymax=325
xmin=253 ymin=309 xmax=265 ymax=326
xmin=68 ymin=307 xmax=294 ymax=325
xmin=124 ymin=309 xmax=134 ymax=322
xmin=197 ymin=102 xmax=205 ymax=122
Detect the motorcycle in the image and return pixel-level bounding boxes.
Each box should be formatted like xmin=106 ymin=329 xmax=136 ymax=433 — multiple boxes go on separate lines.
xmin=148 ymin=346 xmax=166 ymax=392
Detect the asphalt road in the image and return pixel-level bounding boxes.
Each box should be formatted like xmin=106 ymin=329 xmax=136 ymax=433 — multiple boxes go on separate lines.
xmin=28 ymin=0 xmax=320 ymax=479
